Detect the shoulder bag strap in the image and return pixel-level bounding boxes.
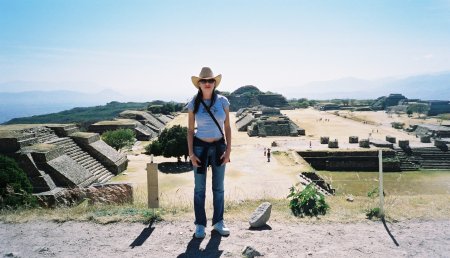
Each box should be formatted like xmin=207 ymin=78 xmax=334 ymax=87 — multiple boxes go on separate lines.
xmin=200 ymin=99 xmax=224 ymax=138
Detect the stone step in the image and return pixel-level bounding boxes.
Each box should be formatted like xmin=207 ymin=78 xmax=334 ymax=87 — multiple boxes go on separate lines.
xmin=88 ymin=163 xmax=103 ymax=172
xmin=92 ymin=167 xmax=107 ymax=176
xmin=98 ymin=174 xmax=114 ymax=184
xmin=71 ymin=152 xmax=87 ymax=160
xmin=81 ymin=159 xmax=98 ymax=168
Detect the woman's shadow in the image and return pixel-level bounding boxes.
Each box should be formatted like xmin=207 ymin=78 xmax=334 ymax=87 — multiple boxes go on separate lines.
xmin=177 ymin=231 xmax=224 ymax=258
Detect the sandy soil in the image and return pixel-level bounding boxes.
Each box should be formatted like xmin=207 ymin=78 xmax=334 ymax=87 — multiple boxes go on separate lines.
xmin=1 ymin=219 xmax=449 ymax=258
xmin=2 ymin=109 xmax=450 ymax=257
xmin=114 ymin=108 xmax=446 ymax=208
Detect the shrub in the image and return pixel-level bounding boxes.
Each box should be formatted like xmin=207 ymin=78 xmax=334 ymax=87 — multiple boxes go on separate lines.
xmin=365 ymin=187 xmax=385 ymax=219
xmin=287 ymin=183 xmax=329 ymax=217
xmin=102 ymin=129 xmax=136 ymax=151
xmin=0 ymin=155 xmax=37 ymax=209
xmin=145 ymin=125 xmax=188 ymax=162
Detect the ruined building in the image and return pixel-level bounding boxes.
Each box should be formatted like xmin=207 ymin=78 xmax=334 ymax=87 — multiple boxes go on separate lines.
xmin=0 ymin=124 xmax=128 ymax=200
xmin=89 ymin=110 xmax=173 ymax=140
xmin=222 ymin=85 xmax=291 ymax=111
xmin=236 ymin=106 xmax=305 ymax=137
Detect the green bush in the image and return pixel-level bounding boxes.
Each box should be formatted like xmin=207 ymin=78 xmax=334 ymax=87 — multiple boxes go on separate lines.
xmin=145 ymin=125 xmax=188 ymax=161
xmin=102 ymin=129 xmax=136 ymax=151
xmin=287 ymin=183 xmax=329 ymax=217
xmin=365 ymin=187 xmax=385 ymax=219
xmin=0 ymin=155 xmax=37 ymax=209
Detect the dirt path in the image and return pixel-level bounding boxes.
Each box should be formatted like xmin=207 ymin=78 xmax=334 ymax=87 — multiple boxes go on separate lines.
xmin=1 ymin=219 xmax=449 ymax=257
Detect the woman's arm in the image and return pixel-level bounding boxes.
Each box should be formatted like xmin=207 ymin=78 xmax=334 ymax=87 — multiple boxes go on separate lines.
xmin=188 ymin=111 xmax=201 ymax=167
xmin=221 ymin=107 xmax=231 ymax=165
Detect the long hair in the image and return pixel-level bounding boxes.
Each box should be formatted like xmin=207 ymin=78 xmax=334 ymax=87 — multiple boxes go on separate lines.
xmin=193 ymin=88 xmax=217 ymax=114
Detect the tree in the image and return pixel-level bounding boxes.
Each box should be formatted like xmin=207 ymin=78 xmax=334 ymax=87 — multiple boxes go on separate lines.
xmin=145 ymin=125 xmax=188 ymax=162
xmin=0 ymin=155 xmax=37 ymax=209
xmin=147 ymin=102 xmax=184 ymax=115
xmin=101 ymin=129 xmax=136 ymax=151
xmin=407 ymin=103 xmax=430 ymax=118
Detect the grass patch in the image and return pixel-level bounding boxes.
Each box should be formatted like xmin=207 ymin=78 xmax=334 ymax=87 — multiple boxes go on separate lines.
xmin=316 ymin=170 xmax=450 ymax=196
xmin=1 ymin=194 xmax=449 ymax=224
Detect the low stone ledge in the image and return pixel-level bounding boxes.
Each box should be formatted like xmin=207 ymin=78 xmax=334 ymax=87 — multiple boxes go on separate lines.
xmin=35 ymin=183 xmax=134 ymax=208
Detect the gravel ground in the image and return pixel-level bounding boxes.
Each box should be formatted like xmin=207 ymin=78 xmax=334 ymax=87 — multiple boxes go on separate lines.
xmin=1 ymin=219 xmax=449 ymax=257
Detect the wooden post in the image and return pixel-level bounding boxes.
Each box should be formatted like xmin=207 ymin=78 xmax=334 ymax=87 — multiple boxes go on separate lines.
xmin=147 ymin=163 xmax=159 ymax=208
xmin=378 ymin=149 xmax=384 ymax=217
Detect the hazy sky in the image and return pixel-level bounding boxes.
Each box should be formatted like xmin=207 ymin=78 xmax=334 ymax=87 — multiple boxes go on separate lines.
xmin=1 ymin=0 xmax=450 ymax=102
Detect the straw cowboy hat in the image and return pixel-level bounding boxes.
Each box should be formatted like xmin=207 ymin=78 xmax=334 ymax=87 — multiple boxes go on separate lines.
xmin=191 ymin=67 xmax=222 ymax=89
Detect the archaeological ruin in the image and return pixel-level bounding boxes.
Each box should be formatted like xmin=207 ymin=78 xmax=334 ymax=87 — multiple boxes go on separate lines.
xmin=0 ymin=124 xmax=129 ymax=206
xmin=88 ymin=110 xmax=173 ymax=141
xmin=236 ymin=106 xmax=305 ymax=137
xmin=220 ymin=85 xmax=291 ymax=111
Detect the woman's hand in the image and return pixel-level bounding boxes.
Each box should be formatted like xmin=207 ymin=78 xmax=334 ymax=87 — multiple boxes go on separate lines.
xmin=190 ymin=154 xmax=201 ymax=167
xmin=220 ymin=150 xmax=231 ymax=165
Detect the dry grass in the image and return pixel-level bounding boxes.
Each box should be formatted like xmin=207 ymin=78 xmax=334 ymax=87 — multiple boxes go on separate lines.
xmin=2 ymin=194 xmax=448 ymax=224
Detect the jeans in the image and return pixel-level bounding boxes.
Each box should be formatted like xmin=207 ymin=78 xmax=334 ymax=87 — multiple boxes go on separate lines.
xmin=193 ymin=145 xmax=226 ymax=227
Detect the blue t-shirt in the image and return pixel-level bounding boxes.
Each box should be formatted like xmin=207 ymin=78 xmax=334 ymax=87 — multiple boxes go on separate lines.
xmin=187 ymin=94 xmax=230 ymax=139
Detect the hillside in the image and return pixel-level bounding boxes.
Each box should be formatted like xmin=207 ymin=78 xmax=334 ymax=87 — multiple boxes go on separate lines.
xmin=2 ymin=101 xmax=149 ymax=129
xmin=0 ymin=89 xmax=125 ymax=123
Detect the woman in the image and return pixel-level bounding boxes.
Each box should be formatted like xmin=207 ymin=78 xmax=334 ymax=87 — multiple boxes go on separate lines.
xmin=187 ymin=67 xmax=231 ymax=238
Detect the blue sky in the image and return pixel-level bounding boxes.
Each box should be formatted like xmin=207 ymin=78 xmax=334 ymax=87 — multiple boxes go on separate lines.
xmin=1 ymin=0 xmax=450 ymax=101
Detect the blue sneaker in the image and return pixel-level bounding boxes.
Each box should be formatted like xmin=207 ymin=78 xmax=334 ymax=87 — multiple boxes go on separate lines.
xmin=195 ymin=224 xmax=206 ymax=238
xmin=213 ymin=220 xmax=230 ymax=236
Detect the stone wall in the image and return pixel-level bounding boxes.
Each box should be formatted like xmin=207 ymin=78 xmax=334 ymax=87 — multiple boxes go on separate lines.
xmin=297 ymin=150 xmax=400 ymax=172
xmin=35 ymin=183 xmax=133 ymax=208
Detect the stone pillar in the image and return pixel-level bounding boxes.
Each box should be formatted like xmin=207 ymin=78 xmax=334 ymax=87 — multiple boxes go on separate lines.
xmin=147 ymin=163 xmax=159 ymax=208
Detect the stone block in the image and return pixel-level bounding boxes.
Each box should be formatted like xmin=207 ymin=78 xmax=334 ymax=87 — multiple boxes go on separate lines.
xmin=249 ymin=202 xmax=272 ymax=228
xmin=386 ymin=136 xmax=396 ymax=143
xmin=320 ymin=137 xmax=329 ymax=144
xmin=359 ymin=139 xmax=370 ymax=148
xmin=399 ymin=140 xmax=410 ymax=149
xmin=349 ymin=136 xmax=358 ymax=143
xmin=45 ymin=155 xmax=96 ymax=187
xmin=328 ymin=140 xmax=339 ymax=148
xmin=420 ymin=136 xmax=431 ymax=143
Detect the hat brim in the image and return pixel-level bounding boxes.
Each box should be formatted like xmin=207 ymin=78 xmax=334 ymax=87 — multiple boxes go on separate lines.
xmin=191 ymin=74 xmax=222 ymax=89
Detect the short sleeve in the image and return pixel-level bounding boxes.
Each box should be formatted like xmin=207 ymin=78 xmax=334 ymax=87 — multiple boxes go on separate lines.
xmin=186 ymin=96 xmax=195 ymax=112
xmin=221 ymin=95 xmax=230 ymax=110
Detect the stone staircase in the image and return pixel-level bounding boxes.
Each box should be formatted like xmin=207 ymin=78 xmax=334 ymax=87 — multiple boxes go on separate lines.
xmin=393 ymin=148 xmax=420 ymax=171
xmin=411 ymin=147 xmax=450 ymax=170
xmin=48 ymin=137 xmax=114 ymax=183
xmin=17 ymin=127 xmax=60 ymax=147
xmin=298 ymin=173 xmax=334 ymax=196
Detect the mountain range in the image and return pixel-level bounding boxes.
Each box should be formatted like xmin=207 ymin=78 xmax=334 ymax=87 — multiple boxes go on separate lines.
xmin=283 ymin=71 xmax=450 ymax=100
xmin=0 ymin=89 xmax=125 ymax=124
xmin=1 ymin=71 xmax=449 ymax=123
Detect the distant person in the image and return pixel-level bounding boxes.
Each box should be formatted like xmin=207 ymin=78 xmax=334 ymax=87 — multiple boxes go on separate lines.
xmin=264 ymin=147 xmax=266 ymax=156
xmin=187 ymin=67 xmax=231 ymax=239
xmin=267 ymin=148 xmax=271 ymax=162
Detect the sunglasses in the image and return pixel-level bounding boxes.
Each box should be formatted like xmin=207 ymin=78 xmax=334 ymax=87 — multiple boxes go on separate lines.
xmin=199 ymin=79 xmax=216 ymax=84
